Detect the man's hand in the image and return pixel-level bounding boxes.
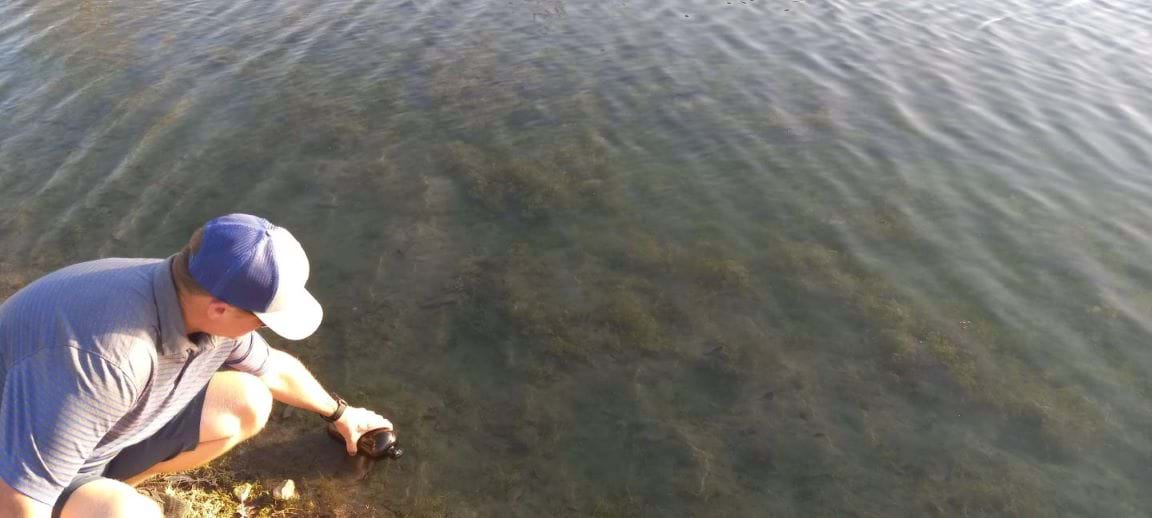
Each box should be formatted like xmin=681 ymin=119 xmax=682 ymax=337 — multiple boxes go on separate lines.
xmin=331 ymin=406 xmax=394 ymax=456
xmin=256 ymin=349 xmax=396 ymax=455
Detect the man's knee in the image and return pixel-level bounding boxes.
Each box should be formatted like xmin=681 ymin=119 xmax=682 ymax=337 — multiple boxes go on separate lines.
xmin=204 ymin=371 xmax=272 ymax=440
xmin=60 ymin=478 xmax=161 ymax=518
xmin=234 ymin=373 xmax=273 ymax=435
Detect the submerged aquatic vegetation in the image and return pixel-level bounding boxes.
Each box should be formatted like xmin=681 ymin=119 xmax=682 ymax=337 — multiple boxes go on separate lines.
xmin=423 ymin=138 xmax=1114 ymax=510
xmin=453 ymin=244 xmax=665 ymax=363
xmin=446 ymin=138 xmax=618 ymax=221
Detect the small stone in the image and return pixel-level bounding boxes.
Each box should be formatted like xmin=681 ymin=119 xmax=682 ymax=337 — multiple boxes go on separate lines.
xmin=153 ymin=487 xmax=193 ymax=518
xmin=232 ymin=483 xmax=253 ymax=502
xmin=161 ymin=492 xmax=192 ymax=518
xmin=272 ymin=479 xmax=297 ymax=501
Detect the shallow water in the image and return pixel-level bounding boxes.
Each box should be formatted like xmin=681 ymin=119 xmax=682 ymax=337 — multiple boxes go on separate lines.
xmin=3 ymin=0 xmax=1152 ymax=515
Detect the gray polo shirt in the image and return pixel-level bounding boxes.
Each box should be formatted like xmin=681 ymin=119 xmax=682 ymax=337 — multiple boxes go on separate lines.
xmin=0 ymin=257 xmax=273 ymax=505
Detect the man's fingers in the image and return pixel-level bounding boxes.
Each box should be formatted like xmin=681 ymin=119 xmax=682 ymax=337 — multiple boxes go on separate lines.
xmin=355 ymin=408 xmax=392 ymax=431
xmin=345 ymin=430 xmax=361 ymax=456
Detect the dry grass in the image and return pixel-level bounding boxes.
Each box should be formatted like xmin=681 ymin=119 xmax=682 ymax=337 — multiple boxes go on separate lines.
xmin=140 ymin=467 xmax=310 ymax=518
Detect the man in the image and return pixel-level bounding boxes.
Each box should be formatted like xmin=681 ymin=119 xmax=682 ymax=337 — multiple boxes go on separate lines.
xmin=0 ymin=213 xmax=392 ymax=517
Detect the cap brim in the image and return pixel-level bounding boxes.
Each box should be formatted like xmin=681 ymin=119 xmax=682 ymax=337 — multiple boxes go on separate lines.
xmin=255 ymin=289 xmax=323 ymax=340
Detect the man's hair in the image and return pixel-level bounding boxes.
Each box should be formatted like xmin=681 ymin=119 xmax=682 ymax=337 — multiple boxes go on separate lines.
xmin=171 ymin=227 xmax=209 ymax=296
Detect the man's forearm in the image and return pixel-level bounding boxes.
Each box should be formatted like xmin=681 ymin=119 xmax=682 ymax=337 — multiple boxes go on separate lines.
xmin=259 ymin=349 xmax=340 ymax=418
xmin=258 ymin=348 xmax=395 ymax=453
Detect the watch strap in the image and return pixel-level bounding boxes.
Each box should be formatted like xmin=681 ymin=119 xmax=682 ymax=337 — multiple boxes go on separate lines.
xmin=323 ymin=393 xmax=348 ymax=423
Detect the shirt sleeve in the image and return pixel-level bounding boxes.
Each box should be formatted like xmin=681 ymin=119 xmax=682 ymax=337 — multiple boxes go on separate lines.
xmin=223 ymin=331 xmax=274 ymax=376
xmin=0 ymin=347 xmax=140 ymax=506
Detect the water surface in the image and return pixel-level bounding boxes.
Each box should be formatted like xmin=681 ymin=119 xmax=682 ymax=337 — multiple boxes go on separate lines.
xmin=2 ymin=0 xmax=1152 ymax=515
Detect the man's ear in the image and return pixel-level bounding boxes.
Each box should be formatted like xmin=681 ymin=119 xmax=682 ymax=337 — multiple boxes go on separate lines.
xmin=205 ymin=299 xmax=231 ymax=320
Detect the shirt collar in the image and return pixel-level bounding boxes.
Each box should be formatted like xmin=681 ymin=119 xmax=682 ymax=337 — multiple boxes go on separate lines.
xmin=153 ymin=256 xmax=216 ymax=358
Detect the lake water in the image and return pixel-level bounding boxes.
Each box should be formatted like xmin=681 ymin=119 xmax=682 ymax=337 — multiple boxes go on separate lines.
xmin=3 ymin=0 xmax=1152 ymax=515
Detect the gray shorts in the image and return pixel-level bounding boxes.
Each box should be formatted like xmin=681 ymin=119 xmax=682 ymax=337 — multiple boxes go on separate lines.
xmin=52 ymin=385 xmax=208 ymax=516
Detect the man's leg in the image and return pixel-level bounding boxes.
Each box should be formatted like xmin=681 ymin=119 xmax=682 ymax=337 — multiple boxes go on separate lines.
xmin=57 ymin=371 xmax=271 ymax=517
xmin=59 ymin=479 xmax=162 ymax=518
xmin=123 ymin=370 xmax=273 ymax=486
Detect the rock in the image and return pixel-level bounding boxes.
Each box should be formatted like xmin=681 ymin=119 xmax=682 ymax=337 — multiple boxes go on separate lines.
xmin=278 ymin=404 xmax=298 ymax=420
xmin=232 ymin=483 xmax=253 ymax=502
xmin=160 ymin=488 xmax=193 ymax=518
xmin=272 ymin=479 xmax=297 ymax=501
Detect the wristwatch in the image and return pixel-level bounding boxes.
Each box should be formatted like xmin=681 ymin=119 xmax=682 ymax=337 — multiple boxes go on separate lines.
xmin=323 ymin=393 xmax=348 ymax=423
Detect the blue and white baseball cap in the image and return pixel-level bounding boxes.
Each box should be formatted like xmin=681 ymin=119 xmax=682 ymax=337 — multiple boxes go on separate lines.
xmin=189 ymin=214 xmax=323 ymax=340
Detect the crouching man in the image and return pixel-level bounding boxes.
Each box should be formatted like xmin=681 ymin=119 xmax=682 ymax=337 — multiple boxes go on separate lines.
xmin=0 ymin=213 xmax=390 ymax=517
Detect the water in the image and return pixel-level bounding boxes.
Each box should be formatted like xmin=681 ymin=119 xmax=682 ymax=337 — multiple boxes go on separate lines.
xmin=3 ymin=0 xmax=1152 ymax=515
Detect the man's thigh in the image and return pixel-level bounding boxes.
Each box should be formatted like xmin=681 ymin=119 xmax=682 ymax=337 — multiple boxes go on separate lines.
xmin=102 ymin=383 xmax=210 ymax=480
xmin=58 ymin=478 xmax=161 ymax=518
xmin=53 ymin=383 xmax=208 ymax=515
xmin=55 ymin=371 xmax=271 ymax=515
